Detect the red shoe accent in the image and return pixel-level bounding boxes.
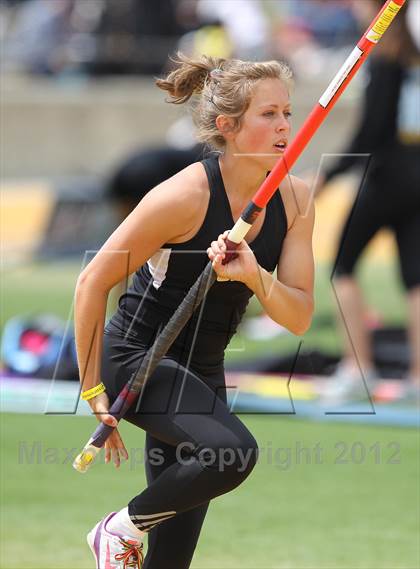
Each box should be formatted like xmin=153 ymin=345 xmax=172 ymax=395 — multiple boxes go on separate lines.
xmin=114 ymin=538 xmax=144 ymax=568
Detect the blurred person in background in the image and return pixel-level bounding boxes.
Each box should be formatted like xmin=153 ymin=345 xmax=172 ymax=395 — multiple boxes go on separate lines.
xmin=315 ymin=0 xmax=420 ymax=403
xmin=1 ymin=0 xmax=190 ymax=76
xmin=269 ymin=0 xmax=359 ymax=78
xmin=1 ymin=0 xmax=75 ymax=74
xmin=87 ymin=0 xmax=185 ymax=75
xmin=283 ymin=0 xmax=359 ymax=48
xmin=194 ymin=0 xmax=269 ymax=59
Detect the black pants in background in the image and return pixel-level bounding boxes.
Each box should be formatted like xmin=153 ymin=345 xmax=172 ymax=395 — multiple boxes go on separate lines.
xmin=333 ymin=147 xmax=420 ymax=290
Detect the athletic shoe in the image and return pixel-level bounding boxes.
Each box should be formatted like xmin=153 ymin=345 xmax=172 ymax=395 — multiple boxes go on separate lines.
xmin=394 ymin=381 xmax=420 ymax=405
xmin=87 ymin=512 xmax=144 ymax=568
xmin=319 ymin=363 xmax=378 ymax=406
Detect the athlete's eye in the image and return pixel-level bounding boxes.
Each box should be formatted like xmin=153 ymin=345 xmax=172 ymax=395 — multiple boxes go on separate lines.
xmin=262 ymin=110 xmax=275 ymax=117
xmin=284 ymin=111 xmax=292 ymax=119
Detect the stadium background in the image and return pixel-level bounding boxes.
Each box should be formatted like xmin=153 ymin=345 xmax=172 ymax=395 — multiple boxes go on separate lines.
xmin=1 ymin=1 xmax=418 ymax=568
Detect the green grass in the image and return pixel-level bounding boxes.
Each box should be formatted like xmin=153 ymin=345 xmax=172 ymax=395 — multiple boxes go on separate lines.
xmin=0 ymin=260 xmax=407 ymax=362
xmin=1 ymin=413 xmax=419 ymax=569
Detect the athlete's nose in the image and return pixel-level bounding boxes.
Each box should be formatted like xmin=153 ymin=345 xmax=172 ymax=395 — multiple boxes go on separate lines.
xmin=275 ymin=115 xmax=290 ymax=133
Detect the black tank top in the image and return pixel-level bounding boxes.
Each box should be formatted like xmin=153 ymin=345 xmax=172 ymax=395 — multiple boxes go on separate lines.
xmin=107 ymin=155 xmax=288 ymax=372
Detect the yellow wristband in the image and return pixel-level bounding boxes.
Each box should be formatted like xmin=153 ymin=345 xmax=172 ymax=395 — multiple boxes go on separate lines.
xmin=81 ymin=382 xmax=106 ymax=401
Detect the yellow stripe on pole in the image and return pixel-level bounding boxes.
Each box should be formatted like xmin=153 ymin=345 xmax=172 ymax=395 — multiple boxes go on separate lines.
xmin=366 ymin=1 xmax=403 ymax=43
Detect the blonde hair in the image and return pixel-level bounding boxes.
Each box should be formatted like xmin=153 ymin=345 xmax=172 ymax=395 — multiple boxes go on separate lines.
xmin=156 ymin=52 xmax=293 ymax=150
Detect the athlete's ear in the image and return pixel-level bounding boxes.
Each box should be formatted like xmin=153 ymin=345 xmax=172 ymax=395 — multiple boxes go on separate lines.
xmin=215 ymin=115 xmax=236 ymax=140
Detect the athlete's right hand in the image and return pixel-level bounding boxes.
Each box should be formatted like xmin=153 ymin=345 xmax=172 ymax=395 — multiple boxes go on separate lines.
xmin=88 ymin=391 xmax=129 ymax=468
xmin=88 ymin=391 xmax=117 ymax=427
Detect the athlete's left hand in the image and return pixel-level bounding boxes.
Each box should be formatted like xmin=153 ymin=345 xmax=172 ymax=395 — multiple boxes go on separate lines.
xmin=104 ymin=428 xmax=129 ymax=469
xmin=207 ymin=231 xmax=259 ymax=287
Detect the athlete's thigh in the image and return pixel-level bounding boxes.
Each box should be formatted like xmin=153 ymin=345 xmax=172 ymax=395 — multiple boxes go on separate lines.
xmin=130 ymin=360 xmax=254 ymax=463
xmin=101 ymin=334 xmax=247 ymax=453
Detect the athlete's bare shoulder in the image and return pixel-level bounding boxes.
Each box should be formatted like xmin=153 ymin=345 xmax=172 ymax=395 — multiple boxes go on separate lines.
xmin=132 ymin=161 xmax=209 ymax=243
xmin=171 ymin=161 xmax=210 ymax=203
xmin=143 ymin=161 xmax=209 ymax=220
xmin=279 ymin=174 xmax=313 ymax=229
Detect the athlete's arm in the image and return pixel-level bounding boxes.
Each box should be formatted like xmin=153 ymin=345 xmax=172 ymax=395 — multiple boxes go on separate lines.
xmin=209 ymin=177 xmax=314 ymax=335
xmin=252 ymin=179 xmax=315 ymax=335
xmin=75 ymin=164 xmax=207 ymax=395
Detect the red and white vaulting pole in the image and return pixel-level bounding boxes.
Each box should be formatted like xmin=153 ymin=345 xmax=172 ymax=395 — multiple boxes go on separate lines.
xmin=224 ymin=0 xmax=406 ymax=251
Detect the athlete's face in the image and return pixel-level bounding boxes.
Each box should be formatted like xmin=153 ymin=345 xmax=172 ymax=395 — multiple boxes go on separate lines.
xmin=229 ymin=78 xmax=292 ymax=171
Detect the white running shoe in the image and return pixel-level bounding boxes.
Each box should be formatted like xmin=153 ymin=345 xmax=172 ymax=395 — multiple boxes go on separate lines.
xmin=87 ymin=512 xmax=144 ymax=569
xmin=395 ymin=381 xmax=420 ymax=405
xmin=319 ymin=363 xmax=378 ymax=406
